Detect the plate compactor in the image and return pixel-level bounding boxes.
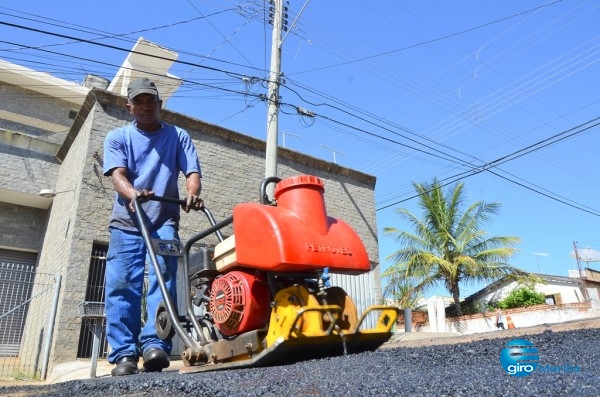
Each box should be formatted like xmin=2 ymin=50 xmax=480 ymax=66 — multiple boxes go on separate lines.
xmin=134 ymin=175 xmax=400 ymax=373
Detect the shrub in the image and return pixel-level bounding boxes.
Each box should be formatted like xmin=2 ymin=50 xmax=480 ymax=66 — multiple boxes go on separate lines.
xmin=498 ymin=286 xmax=545 ymax=309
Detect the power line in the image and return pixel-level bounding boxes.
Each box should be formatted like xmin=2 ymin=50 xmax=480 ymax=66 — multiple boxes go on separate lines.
xmin=0 ymin=38 xmax=261 ymax=101
xmin=1 ymin=6 xmax=598 ymax=219
xmin=3 ymin=30 xmax=596 ymax=217
xmin=0 ymin=19 xmax=266 ymax=79
xmin=289 ymin=0 xmax=563 ymax=75
xmin=374 ymin=117 xmax=600 ymax=213
xmin=278 ymin=89 xmax=600 ymax=216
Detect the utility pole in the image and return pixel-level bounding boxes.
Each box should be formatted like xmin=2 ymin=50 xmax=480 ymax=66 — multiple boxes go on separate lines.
xmin=265 ymin=0 xmax=285 ymax=199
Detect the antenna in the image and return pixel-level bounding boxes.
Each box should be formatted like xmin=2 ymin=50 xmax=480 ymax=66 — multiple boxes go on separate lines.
xmin=279 ymin=131 xmax=301 ymax=148
xmin=320 ymin=144 xmax=345 ymax=164
xmin=531 ymin=252 xmax=549 ymax=273
xmin=570 ymin=246 xmax=600 ymax=263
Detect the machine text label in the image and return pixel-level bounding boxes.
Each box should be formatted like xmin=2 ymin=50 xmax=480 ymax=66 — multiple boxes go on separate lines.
xmin=305 ymin=243 xmax=352 ymax=255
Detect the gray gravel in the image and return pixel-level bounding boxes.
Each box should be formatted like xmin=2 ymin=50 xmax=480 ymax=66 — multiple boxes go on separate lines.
xmin=2 ymin=327 xmax=599 ymax=396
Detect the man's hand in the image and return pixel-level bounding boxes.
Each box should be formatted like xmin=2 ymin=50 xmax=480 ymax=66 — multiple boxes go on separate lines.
xmin=129 ymin=189 xmax=155 ymax=213
xmin=184 ymin=172 xmax=203 ymax=213
xmin=183 ymin=192 xmax=204 ymax=213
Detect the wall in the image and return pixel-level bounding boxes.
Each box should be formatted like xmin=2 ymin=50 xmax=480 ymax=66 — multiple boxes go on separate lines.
xmin=476 ymin=279 xmax=587 ymax=306
xmin=0 ymin=202 xmax=47 ymax=252
xmin=0 ymin=139 xmax=60 ymax=196
xmin=0 ymin=112 xmax=62 ymax=258
xmin=397 ymin=302 xmax=598 ymax=335
xmin=0 ymin=82 xmax=77 ymax=144
xmin=445 ymin=303 xmax=596 ymax=335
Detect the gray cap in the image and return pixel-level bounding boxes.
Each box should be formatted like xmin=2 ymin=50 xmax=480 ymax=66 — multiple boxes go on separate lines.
xmin=127 ymin=77 xmax=159 ymax=100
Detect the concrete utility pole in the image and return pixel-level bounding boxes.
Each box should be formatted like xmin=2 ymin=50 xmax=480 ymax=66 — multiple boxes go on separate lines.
xmin=264 ymin=0 xmax=285 ymax=198
xmin=573 ymin=241 xmax=589 ymax=300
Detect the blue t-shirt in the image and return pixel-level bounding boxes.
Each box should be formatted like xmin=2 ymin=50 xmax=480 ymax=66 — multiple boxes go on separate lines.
xmin=103 ymin=121 xmax=202 ymax=232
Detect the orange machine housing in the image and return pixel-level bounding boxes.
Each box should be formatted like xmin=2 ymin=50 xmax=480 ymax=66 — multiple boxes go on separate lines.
xmin=227 ymin=175 xmax=371 ymax=274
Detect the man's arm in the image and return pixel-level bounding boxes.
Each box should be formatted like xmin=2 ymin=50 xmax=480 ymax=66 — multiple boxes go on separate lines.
xmin=109 ymin=167 xmax=153 ymax=212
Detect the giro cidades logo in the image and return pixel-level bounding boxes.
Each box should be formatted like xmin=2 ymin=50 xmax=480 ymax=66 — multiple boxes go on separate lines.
xmin=500 ymin=339 xmax=539 ymax=377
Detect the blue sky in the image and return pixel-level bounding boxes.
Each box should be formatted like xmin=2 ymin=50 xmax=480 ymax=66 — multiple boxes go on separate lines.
xmin=1 ymin=1 xmax=599 ymax=298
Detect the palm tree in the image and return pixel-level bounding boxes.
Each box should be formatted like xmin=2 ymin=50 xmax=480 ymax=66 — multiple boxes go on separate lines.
xmin=382 ymin=179 xmax=524 ymax=317
xmin=386 ymin=276 xmax=423 ymax=309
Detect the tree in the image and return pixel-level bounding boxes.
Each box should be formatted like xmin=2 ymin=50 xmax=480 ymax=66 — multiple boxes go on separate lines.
xmin=386 ymin=276 xmax=423 ymax=309
xmin=382 ymin=179 xmax=525 ymax=317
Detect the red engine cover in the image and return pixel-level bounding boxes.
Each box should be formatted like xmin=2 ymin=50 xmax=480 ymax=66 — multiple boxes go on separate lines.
xmin=230 ymin=175 xmax=371 ymax=274
xmin=209 ymin=270 xmax=270 ymax=336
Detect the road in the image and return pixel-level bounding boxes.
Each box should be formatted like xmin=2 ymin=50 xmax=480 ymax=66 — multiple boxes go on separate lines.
xmin=1 ymin=319 xmax=599 ymax=396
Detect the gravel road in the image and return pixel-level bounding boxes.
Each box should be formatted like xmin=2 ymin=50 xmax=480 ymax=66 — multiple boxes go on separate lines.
xmin=2 ymin=320 xmax=599 ymax=397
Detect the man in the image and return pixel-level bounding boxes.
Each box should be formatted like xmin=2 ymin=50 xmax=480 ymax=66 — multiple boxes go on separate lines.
xmin=495 ymin=307 xmax=506 ymax=330
xmin=103 ymin=77 xmax=203 ymax=376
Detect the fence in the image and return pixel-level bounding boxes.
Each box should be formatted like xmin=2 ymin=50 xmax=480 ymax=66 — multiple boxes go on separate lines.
xmin=77 ymin=248 xmax=109 ymax=361
xmin=0 ymin=263 xmax=60 ymax=380
xmin=394 ymin=302 xmax=598 ymax=335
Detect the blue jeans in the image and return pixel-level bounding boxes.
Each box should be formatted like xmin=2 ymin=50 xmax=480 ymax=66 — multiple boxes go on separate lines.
xmin=105 ymin=225 xmax=179 ymax=364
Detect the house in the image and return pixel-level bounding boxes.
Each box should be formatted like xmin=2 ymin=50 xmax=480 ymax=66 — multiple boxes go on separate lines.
xmin=0 ymin=39 xmax=383 ymax=378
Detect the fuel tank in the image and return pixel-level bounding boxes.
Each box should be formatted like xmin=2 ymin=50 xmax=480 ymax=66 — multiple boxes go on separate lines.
xmin=215 ymin=175 xmax=371 ymax=274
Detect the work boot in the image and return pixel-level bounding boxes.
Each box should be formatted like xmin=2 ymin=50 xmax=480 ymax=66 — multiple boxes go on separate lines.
xmin=111 ymin=356 xmax=138 ymax=376
xmin=142 ymin=348 xmax=170 ymax=372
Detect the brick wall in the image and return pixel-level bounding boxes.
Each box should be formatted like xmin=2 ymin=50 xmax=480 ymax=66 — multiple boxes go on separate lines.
xmin=0 ymin=140 xmax=53 ymax=279
xmin=0 ymin=143 xmax=60 ymax=195
xmin=0 ymin=202 xmax=47 ymax=252
xmin=0 ymin=82 xmax=77 ymax=144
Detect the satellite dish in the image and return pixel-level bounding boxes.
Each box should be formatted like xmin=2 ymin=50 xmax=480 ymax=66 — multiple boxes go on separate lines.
xmin=570 ymin=247 xmax=600 ymax=262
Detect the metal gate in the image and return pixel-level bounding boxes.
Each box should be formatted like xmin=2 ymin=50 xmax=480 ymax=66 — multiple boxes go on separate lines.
xmin=77 ymin=246 xmax=109 ymax=359
xmin=0 ymin=262 xmax=59 ymax=379
xmin=0 ymin=263 xmax=36 ymax=358
xmin=75 ymin=244 xmax=186 ymax=360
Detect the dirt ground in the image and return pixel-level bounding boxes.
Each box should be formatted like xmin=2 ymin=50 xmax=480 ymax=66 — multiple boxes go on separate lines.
xmin=383 ymin=316 xmax=600 ymax=349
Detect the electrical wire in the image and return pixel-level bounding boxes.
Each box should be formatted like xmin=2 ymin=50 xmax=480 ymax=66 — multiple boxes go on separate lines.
xmin=1 ymin=2 xmax=598 ymax=219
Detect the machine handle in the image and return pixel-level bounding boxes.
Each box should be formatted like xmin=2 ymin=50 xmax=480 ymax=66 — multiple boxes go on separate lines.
xmin=132 ymin=195 xmax=232 ymax=348
xmin=259 ymin=176 xmax=282 ymax=205
xmin=140 ymin=195 xmax=224 ymax=241
xmin=131 ymin=196 xmax=199 ymax=348
xmin=143 ymin=195 xmax=186 ymax=206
